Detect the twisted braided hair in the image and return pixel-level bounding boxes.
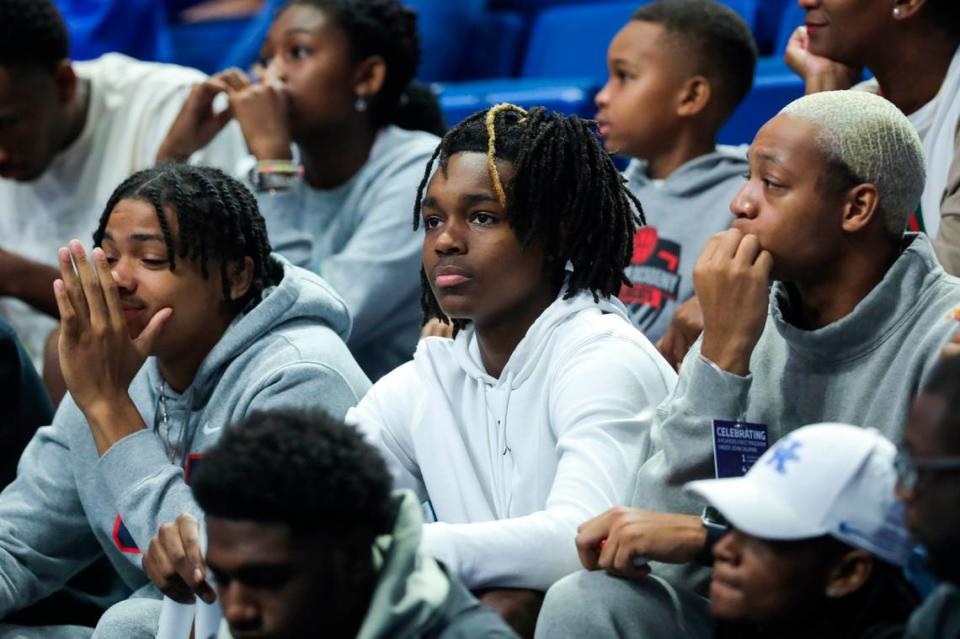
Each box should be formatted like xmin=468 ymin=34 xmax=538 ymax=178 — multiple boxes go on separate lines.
xmin=285 ymin=0 xmax=444 ymax=132
xmin=92 ymin=165 xmax=282 ymax=313
xmin=413 ymin=104 xmax=644 ymax=329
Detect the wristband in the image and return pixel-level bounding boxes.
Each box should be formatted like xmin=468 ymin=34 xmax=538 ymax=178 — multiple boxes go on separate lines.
xmin=248 ymin=160 xmax=302 ymax=193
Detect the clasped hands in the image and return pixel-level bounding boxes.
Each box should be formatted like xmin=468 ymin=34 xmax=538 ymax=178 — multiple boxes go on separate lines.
xmin=157 ymin=68 xmax=293 ymax=163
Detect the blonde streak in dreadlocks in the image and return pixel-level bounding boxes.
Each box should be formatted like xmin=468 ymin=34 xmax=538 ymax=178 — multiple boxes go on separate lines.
xmin=485 ymin=103 xmax=527 ymax=208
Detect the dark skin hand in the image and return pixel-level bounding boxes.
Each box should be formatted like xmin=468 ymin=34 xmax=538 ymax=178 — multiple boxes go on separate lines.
xmin=143 ymin=513 xmax=217 ymax=605
xmin=476 ymin=589 xmax=544 ymax=639
xmin=656 ymin=295 xmax=703 ymax=371
xmin=576 ymin=507 xmax=704 ymax=579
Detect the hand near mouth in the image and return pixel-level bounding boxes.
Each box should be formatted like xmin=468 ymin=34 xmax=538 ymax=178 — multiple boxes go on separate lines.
xmin=53 ymin=239 xmax=173 ymax=455
xmin=784 ymin=26 xmax=862 ymax=93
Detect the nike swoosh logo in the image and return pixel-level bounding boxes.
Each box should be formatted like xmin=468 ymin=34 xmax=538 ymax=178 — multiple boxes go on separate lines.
xmin=201 ymin=423 xmax=224 ymax=435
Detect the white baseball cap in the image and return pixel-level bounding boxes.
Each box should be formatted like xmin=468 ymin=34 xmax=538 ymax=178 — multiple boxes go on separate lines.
xmin=685 ymin=423 xmax=913 ymax=567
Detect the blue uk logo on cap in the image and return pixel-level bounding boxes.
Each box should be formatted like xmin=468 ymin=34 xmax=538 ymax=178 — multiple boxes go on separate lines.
xmin=766 ymin=439 xmax=802 ymax=474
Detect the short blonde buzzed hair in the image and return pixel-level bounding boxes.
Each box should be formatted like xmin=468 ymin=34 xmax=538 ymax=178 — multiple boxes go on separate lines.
xmin=780 ymin=91 xmax=925 ymax=237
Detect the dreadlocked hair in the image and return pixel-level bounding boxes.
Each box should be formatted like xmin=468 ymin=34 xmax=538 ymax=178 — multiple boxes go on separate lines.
xmin=92 ymin=164 xmax=283 ymax=313
xmin=413 ymin=103 xmax=644 ymax=330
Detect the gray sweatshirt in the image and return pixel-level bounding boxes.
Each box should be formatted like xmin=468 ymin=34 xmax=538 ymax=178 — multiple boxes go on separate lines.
xmin=633 ymin=233 xmax=960 ymax=590
xmin=256 ymin=126 xmax=440 ymax=381
xmin=619 ymin=148 xmax=747 ymax=342
xmin=0 ymin=257 xmax=370 ymax=618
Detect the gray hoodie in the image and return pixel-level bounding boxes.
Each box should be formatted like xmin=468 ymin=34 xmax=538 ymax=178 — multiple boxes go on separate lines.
xmin=619 ymin=147 xmax=747 ymax=342
xmin=256 ymin=126 xmax=440 ymax=381
xmin=218 ymin=491 xmax=518 ymax=639
xmin=0 ymin=257 xmax=371 ymax=617
xmin=633 ymin=234 xmax=960 ymax=591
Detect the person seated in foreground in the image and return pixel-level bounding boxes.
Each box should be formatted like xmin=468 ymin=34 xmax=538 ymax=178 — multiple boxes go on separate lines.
xmin=0 ymin=165 xmax=368 ymax=638
xmin=690 ymin=423 xmax=918 ymax=639
xmin=539 ymin=424 xmax=921 ymax=639
xmin=346 ymin=103 xmax=677 ymax=635
xmin=142 ymin=410 xmax=518 ymax=639
xmin=535 ymin=90 xmax=960 ymax=636
xmin=897 ymin=354 xmax=960 ymax=638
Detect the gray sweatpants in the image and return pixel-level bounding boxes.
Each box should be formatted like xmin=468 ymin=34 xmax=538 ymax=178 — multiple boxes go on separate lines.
xmin=534 ymin=571 xmax=712 ymax=638
xmin=91 ymin=598 xmax=160 ymax=639
xmin=0 ymin=625 xmax=92 ymax=639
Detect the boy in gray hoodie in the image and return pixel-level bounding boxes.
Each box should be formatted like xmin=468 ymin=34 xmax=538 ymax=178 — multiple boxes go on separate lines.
xmin=141 ymin=410 xmax=517 ymax=639
xmin=0 ymin=165 xmax=369 ymax=637
xmin=595 ymin=0 xmax=757 ymax=362
xmin=535 ymin=91 xmax=960 ymax=638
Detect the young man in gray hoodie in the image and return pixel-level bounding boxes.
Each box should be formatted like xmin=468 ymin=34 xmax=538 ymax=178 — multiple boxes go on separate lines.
xmin=595 ymin=0 xmax=758 ymax=364
xmin=140 ymin=410 xmax=517 ymax=639
xmin=535 ymin=90 xmax=960 ymax=638
xmin=0 ymin=165 xmax=370 ymax=638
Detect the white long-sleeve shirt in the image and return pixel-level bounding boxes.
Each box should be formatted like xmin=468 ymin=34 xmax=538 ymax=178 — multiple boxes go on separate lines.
xmin=348 ymin=290 xmax=676 ymax=590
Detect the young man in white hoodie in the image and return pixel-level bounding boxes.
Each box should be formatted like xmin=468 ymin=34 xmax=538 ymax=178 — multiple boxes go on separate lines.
xmin=346 ymin=104 xmax=677 ymax=635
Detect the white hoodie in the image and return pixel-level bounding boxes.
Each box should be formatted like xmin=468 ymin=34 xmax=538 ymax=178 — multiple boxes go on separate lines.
xmin=348 ymin=291 xmax=677 ymax=591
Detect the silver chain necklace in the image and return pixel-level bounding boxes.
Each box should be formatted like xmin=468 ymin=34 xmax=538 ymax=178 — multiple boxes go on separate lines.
xmin=156 ymin=380 xmax=177 ymax=463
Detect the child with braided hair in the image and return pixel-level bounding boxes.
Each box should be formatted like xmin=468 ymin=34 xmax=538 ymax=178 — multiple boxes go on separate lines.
xmin=157 ymin=0 xmax=444 ymax=381
xmin=346 ymin=103 xmax=677 ymax=635
xmin=0 ymin=164 xmax=370 ymax=637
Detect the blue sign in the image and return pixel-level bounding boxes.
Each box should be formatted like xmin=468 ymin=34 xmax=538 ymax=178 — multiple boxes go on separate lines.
xmin=712 ymin=420 xmax=770 ymax=478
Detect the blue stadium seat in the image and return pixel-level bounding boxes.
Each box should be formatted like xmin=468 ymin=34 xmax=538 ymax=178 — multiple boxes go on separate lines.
xmin=438 ymin=2 xmax=637 ymax=126
xmin=487 ymin=0 xmax=602 ymax=18
xmin=408 ymin=0 xmax=487 ymax=81
xmin=439 ymin=0 xmax=763 ymax=128
xmin=755 ymin=1 xmax=804 ymax=77
xmin=169 ymin=0 xmax=284 ymax=74
xmin=753 ymin=0 xmax=791 ymax=54
xmin=458 ymin=11 xmax=527 ymax=80
xmin=520 ymin=2 xmax=641 ymax=79
xmin=170 ymin=0 xmax=486 ymax=79
xmin=718 ymin=70 xmax=804 ymax=144
xmin=56 ymin=0 xmax=171 ymax=63
xmin=436 ymin=77 xmax=598 ymax=127
xmin=774 ymin=1 xmax=806 ymax=56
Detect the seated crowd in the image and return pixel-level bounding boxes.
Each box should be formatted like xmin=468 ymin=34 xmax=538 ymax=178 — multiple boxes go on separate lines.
xmin=0 ymin=0 xmax=957 ymax=637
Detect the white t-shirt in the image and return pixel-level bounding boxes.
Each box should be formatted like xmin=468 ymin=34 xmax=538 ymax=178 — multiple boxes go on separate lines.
xmin=0 ymin=54 xmax=246 ymax=362
xmin=908 ymin=45 xmax=960 ymax=236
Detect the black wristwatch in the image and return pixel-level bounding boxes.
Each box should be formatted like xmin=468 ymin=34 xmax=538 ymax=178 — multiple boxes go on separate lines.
xmin=695 ymin=506 xmax=729 ymax=566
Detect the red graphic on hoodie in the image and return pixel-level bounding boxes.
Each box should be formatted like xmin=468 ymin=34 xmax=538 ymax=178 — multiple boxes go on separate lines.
xmin=619 ymin=227 xmax=682 ymax=311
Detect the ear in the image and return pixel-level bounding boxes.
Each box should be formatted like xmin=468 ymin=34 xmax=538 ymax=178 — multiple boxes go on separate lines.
xmin=824 ymin=549 xmax=874 ymax=598
xmin=676 ymin=75 xmax=711 ymax=118
xmin=227 ymin=256 xmax=255 ymax=302
xmin=840 ymin=183 xmax=881 ymax=234
xmin=892 ymin=0 xmax=927 ymax=21
xmin=52 ymin=60 xmax=78 ymax=106
xmin=352 ymin=55 xmax=387 ymax=105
